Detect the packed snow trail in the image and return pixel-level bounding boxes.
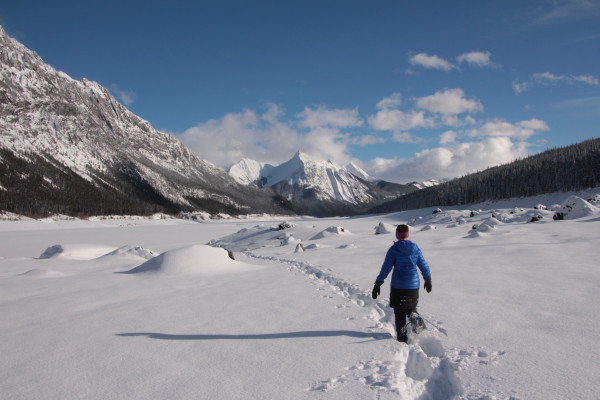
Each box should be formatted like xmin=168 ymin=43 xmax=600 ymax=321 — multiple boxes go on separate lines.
xmin=231 ymin=251 xmax=466 ymax=399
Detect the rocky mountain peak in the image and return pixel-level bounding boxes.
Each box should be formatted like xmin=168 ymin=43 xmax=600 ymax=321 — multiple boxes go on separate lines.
xmin=0 ymin=26 xmax=293 ymax=217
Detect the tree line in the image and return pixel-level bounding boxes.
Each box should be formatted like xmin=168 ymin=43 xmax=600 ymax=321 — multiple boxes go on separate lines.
xmin=370 ymin=137 xmax=600 ymax=213
xmin=0 ymin=148 xmax=295 ymax=218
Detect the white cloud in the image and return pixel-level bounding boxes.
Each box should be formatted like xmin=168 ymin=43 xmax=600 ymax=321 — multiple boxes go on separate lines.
xmin=533 ymin=72 xmax=565 ymax=82
xmin=261 ymin=103 xmax=285 ymax=124
xmin=416 ymin=88 xmax=483 ymax=115
xmin=376 ymin=93 xmax=402 ymax=109
xmin=516 ymin=72 xmax=599 ymax=93
xmin=517 ymin=118 xmax=549 ymax=131
xmin=513 ymin=81 xmax=529 ymax=94
xmin=110 ymin=84 xmax=136 ymax=105
xmin=351 ymin=134 xmax=386 ymax=146
xmin=179 ymin=105 xmax=358 ymax=168
xmin=409 ymin=53 xmax=455 ymax=71
xmin=532 ymin=0 xmax=600 ymax=25
xmin=392 ymin=132 xmax=422 ymax=144
xmin=178 ymin=96 xmax=548 ymax=185
xmin=574 ymin=75 xmax=600 ymax=85
xmin=365 ymin=137 xmax=529 ymax=183
xmin=369 ymin=108 xmax=435 ymax=131
xmin=441 ymin=115 xmax=467 ymax=127
xmin=457 ymin=51 xmax=492 ymax=67
xmin=297 ymin=106 xmax=363 ymax=128
xmin=179 ymin=109 xmax=268 ymax=167
xmin=468 ymin=118 xmax=549 ymax=139
xmin=300 ymin=127 xmax=352 ymax=164
xmin=439 ymin=130 xmax=458 ymax=145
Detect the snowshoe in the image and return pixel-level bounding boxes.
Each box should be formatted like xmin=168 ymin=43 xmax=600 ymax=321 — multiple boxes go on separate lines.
xmin=409 ymin=312 xmax=426 ymax=334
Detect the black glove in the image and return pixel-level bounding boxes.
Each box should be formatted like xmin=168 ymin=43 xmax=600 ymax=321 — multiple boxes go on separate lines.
xmin=424 ymin=279 xmax=432 ymax=293
xmin=372 ymin=281 xmax=383 ymax=299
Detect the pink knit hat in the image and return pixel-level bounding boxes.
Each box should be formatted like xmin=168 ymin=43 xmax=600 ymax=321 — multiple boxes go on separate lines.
xmin=396 ymin=231 xmax=409 ymax=241
xmin=396 ymin=224 xmax=410 ymax=241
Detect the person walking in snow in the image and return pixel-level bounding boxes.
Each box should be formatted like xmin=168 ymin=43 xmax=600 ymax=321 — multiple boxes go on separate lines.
xmin=372 ymin=224 xmax=432 ymax=343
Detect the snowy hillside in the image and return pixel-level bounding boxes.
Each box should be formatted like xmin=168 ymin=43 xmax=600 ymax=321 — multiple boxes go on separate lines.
xmin=409 ymin=179 xmax=444 ymax=190
xmin=229 ymin=152 xmax=416 ymax=216
xmin=1 ymin=188 xmax=599 ymax=399
xmin=0 ymin=26 xmax=292 ymax=216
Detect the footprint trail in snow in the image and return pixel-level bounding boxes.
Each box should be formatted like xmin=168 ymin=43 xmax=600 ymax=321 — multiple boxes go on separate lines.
xmin=235 ymin=252 xmax=508 ymax=399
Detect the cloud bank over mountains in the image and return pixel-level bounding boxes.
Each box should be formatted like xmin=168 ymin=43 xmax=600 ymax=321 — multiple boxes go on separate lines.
xmin=179 ymin=86 xmax=550 ymax=184
xmin=177 ymin=40 xmax=594 ymax=184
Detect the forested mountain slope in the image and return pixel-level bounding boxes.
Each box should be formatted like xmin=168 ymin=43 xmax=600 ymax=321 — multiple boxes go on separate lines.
xmin=369 ymin=137 xmax=600 ymax=213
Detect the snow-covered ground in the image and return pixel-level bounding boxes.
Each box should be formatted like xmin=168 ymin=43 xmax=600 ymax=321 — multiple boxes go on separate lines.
xmin=1 ymin=189 xmax=599 ymax=399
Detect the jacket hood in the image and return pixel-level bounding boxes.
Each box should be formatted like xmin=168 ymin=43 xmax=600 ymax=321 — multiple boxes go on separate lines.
xmin=393 ymin=240 xmax=417 ymax=255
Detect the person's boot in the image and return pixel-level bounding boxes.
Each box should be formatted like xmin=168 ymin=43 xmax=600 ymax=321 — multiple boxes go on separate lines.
xmin=409 ymin=312 xmax=426 ymax=334
xmin=397 ymin=327 xmax=408 ymax=343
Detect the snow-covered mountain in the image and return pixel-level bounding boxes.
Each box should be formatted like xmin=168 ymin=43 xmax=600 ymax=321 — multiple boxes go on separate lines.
xmin=409 ymin=179 xmax=444 ymax=190
xmin=344 ymin=162 xmax=370 ymax=181
xmin=229 ymin=152 xmax=416 ymax=216
xmin=228 ymin=158 xmax=274 ymax=186
xmin=0 ymin=26 xmax=292 ymax=216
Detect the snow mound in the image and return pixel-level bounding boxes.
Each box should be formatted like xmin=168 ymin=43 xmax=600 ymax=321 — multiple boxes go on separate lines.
xmin=277 ymin=221 xmax=295 ymax=230
xmin=99 ymin=245 xmax=159 ymax=260
xmin=375 ymin=222 xmax=395 ymax=234
xmin=304 ymin=243 xmax=324 ymax=250
xmin=39 ymin=244 xmax=119 ymax=260
xmin=0 ymin=211 xmax=33 ymax=221
xmin=397 ymin=344 xmax=463 ymax=397
xmin=18 ymin=269 xmax=65 ymax=278
xmin=39 ymin=214 xmax=79 ymax=222
xmin=420 ymin=225 xmax=436 ymax=231
xmin=310 ymin=226 xmax=349 ymax=240
xmin=555 ymin=195 xmax=599 ymax=220
xmin=124 ymin=244 xmax=258 ymax=276
xmin=500 ymin=209 xmax=551 ymax=223
xmin=280 ymin=236 xmax=301 ymax=246
xmin=473 ymin=220 xmax=496 ymax=232
xmin=467 ymin=217 xmax=502 ymax=237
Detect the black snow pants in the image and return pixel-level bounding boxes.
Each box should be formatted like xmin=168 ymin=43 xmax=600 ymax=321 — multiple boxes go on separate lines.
xmin=390 ymin=288 xmax=419 ymax=343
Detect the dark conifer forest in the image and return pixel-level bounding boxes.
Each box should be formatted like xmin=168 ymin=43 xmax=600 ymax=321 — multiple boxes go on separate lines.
xmin=369 ymin=137 xmax=600 ymax=214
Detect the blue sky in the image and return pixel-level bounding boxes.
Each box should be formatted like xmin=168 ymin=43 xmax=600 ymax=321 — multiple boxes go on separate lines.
xmin=2 ymin=0 xmax=599 ymax=182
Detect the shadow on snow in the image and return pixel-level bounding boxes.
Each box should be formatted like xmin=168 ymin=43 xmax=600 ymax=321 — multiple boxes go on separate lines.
xmin=116 ymin=330 xmax=392 ymax=341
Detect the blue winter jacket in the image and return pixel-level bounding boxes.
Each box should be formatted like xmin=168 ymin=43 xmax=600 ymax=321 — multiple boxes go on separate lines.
xmin=376 ymin=240 xmax=431 ymax=289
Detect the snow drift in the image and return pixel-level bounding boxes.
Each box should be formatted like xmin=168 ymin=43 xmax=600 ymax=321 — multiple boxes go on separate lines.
xmin=98 ymin=245 xmax=158 ymax=260
xmin=123 ymin=244 xmax=260 ymax=276
xmin=375 ymin=222 xmax=395 ymax=234
xmin=555 ymin=195 xmax=599 ymax=220
xmin=310 ymin=226 xmax=350 ymax=240
xmin=18 ymin=269 xmax=65 ymax=278
xmin=39 ymin=244 xmax=118 ymax=260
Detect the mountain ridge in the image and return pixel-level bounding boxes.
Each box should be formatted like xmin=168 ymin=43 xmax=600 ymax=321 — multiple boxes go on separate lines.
xmin=0 ymin=26 xmax=294 ymax=217
xmin=229 ymin=151 xmax=418 ymax=216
